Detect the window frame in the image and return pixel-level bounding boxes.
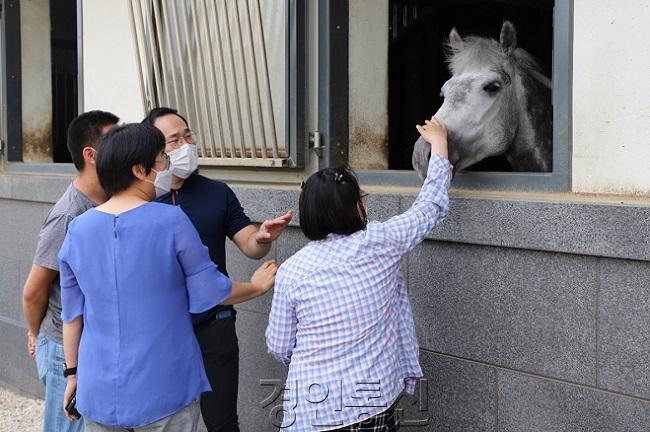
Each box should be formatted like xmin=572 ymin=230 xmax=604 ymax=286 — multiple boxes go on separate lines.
xmin=129 ymin=0 xmax=307 ymax=169
xmin=2 ymin=0 xmax=309 ymax=173
xmin=326 ymin=0 xmax=573 ymax=192
xmin=1 ymin=0 xmax=22 ymax=162
xmin=286 ymin=0 xmax=309 ymax=169
xmin=317 ymin=0 xmax=349 ymax=170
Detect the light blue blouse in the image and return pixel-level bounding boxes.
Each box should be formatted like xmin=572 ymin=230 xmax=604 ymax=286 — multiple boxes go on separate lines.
xmin=59 ymin=202 xmax=232 ymax=428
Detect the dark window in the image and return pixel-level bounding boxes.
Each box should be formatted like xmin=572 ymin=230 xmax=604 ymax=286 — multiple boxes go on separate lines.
xmin=51 ymin=0 xmax=78 ymax=163
xmin=388 ymin=0 xmax=554 ymax=172
xmin=2 ymin=0 xmax=78 ymax=163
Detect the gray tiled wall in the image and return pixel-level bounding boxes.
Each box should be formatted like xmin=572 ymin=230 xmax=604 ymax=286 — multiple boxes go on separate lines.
xmin=2 ymin=176 xmax=650 ymax=431
xmin=498 ymin=370 xmax=650 ymax=432
xmin=416 ymin=352 xmax=497 ymax=432
xmin=598 ymin=258 xmax=650 ymax=399
xmin=409 ymin=242 xmax=599 ymax=385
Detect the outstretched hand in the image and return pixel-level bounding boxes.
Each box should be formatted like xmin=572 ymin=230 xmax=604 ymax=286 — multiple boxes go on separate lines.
xmin=251 ymin=260 xmax=278 ymax=296
xmin=255 ymin=211 xmax=293 ymax=244
xmin=416 ymin=117 xmax=448 ymax=159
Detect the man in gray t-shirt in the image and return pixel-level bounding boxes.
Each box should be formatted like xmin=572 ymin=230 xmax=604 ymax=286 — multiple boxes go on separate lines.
xmin=33 ymin=185 xmax=95 ymax=344
xmin=22 ymin=110 xmax=118 ymax=432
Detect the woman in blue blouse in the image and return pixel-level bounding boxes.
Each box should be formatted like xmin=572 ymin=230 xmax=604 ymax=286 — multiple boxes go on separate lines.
xmin=266 ymin=118 xmax=450 ymax=431
xmin=59 ymin=123 xmax=277 ymax=431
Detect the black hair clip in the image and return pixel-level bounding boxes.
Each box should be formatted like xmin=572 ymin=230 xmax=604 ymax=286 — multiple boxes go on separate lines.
xmin=334 ymin=172 xmax=344 ymax=183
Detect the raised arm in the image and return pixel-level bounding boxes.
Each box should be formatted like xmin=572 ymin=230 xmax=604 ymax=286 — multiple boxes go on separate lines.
xmin=223 ymin=184 xmax=289 ymax=260
xmin=233 ymin=211 xmax=292 ymax=260
xmin=368 ymin=118 xmax=452 ymax=259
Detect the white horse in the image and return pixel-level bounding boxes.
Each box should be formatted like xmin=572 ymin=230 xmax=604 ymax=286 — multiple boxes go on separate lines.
xmin=412 ymin=21 xmax=552 ymax=177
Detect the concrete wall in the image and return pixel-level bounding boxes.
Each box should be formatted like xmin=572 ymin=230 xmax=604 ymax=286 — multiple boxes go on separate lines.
xmin=2 ymin=174 xmax=649 ymax=430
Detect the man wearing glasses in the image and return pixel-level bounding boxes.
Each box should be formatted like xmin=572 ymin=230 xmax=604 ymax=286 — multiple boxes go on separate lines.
xmin=142 ymin=107 xmax=291 ymax=432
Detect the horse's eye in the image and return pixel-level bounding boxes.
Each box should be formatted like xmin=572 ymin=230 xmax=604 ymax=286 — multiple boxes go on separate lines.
xmin=483 ymin=82 xmax=501 ymax=93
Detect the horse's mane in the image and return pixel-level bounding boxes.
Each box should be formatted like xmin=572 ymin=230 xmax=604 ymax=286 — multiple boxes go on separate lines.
xmin=445 ymin=36 xmax=551 ymax=88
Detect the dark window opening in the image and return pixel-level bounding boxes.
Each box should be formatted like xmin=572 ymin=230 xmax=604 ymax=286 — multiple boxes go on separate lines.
xmin=51 ymin=0 xmax=78 ymax=163
xmin=388 ymin=0 xmax=554 ymax=172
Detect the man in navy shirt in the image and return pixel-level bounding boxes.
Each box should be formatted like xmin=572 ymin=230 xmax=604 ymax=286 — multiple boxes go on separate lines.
xmin=143 ymin=108 xmax=292 ymax=432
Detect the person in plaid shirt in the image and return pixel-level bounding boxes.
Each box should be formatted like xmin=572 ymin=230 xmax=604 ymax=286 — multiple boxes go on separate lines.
xmin=266 ymin=118 xmax=452 ymax=431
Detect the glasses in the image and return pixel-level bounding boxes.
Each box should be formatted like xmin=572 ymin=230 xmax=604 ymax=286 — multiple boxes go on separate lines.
xmin=165 ymin=131 xmax=196 ymax=149
xmin=154 ymin=153 xmax=171 ymax=170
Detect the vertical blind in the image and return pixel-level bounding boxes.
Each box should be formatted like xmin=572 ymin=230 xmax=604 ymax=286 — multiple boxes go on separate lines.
xmin=128 ymin=0 xmax=287 ymax=167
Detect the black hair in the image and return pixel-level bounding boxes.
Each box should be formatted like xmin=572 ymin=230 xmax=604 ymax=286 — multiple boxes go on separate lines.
xmin=67 ymin=110 xmax=119 ymax=171
xmin=299 ymin=166 xmax=367 ymax=241
xmin=141 ymin=107 xmax=189 ymax=128
xmin=96 ymin=123 xmax=165 ymax=197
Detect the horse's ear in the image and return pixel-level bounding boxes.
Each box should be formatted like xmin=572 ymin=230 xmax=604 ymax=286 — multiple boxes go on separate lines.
xmin=448 ymin=27 xmax=464 ymax=52
xmin=500 ymin=20 xmax=517 ymax=56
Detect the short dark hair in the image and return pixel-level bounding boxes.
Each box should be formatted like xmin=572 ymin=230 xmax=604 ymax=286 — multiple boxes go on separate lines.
xmin=67 ymin=110 xmax=119 ymax=171
xmin=96 ymin=123 xmax=165 ymax=197
xmin=141 ymin=107 xmax=189 ymax=128
xmin=299 ymin=166 xmax=367 ymax=241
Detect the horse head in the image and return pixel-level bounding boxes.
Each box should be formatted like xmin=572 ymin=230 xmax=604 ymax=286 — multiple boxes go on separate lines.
xmin=412 ymin=21 xmax=552 ymax=178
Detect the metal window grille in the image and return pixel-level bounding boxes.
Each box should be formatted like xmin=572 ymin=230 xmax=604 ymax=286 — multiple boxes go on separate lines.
xmin=127 ymin=0 xmax=288 ymax=167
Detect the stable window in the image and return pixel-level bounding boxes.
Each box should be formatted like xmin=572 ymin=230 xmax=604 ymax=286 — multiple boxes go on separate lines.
xmin=127 ymin=0 xmax=307 ymax=169
xmin=1 ymin=0 xmax=79 ymax=166
xmin=322 ymin=0 xmax=572 ymax=191
xmin=2 ymin=0 xmax=307 ymax=175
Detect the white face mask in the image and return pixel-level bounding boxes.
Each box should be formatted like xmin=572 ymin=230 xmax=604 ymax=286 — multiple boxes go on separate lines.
xmin=145 ymin=168 xmax=173 ymax=198
xmin=168 ymin=144 xmax=198 ymax=179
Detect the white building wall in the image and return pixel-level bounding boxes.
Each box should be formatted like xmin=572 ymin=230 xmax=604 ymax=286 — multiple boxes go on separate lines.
xmin=82 ymin=0 xmax=144 ymax=122
xmin=572 ymin=0 xmax=650 ymax=195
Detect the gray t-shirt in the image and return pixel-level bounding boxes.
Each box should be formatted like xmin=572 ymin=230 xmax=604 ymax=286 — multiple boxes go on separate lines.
xmin=33 ymin=183 xmax=95 ymax=343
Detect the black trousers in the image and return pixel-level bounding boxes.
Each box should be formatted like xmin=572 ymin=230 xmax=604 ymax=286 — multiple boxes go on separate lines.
xmin=194 ymin=315 xmax=240 ymax=432
xmin=332 ymin=406 xmax=399 ymax=432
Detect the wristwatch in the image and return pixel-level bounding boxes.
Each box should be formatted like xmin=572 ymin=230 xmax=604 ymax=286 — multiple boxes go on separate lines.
xmin=63 ymin=363 xmax=77 ymax=378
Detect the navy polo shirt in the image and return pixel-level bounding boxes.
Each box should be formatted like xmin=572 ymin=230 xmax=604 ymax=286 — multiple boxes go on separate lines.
xmin=156 ymin=172 xmax=252 ymax=323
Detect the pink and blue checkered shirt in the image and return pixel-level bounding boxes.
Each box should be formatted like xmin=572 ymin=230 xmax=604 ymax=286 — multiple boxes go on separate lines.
xmin=266 ymin=154 xmax=452 ymax=431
